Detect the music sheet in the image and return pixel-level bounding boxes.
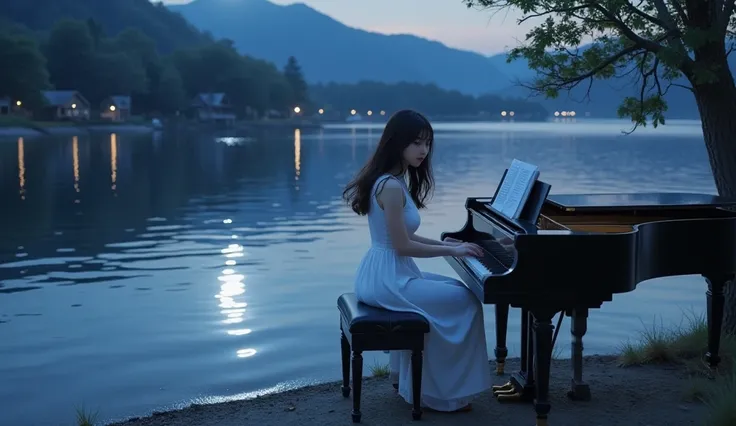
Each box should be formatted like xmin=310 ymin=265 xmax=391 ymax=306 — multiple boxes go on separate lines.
xmin=491 ymin=159 xmax=540 ymax=219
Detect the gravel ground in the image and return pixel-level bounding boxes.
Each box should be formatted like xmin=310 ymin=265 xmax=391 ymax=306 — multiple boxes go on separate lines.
xmin=106 ymin=355 xmax=708 ymax=426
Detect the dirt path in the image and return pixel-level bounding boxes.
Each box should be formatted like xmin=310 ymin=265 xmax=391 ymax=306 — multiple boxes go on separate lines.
xmin=107 ymin=355 xmax=707 ymax=426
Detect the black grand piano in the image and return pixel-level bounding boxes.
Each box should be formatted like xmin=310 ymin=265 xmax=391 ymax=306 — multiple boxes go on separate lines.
xmin=441 ymin=170 xmax=736 ymax=426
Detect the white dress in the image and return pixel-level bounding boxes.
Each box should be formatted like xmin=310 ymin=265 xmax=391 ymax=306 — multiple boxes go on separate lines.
xmin=353 ymin=174 xmax=491 ymax=411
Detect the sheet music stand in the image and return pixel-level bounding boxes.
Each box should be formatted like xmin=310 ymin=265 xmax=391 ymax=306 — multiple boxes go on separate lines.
xmin=490 ymin=168 xmax=551 ymax=225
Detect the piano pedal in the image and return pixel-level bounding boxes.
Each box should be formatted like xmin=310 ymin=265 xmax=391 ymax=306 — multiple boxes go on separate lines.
xmin=491 ymin=381 xmax=513 ymax=392
xmin=495 ymin=361 xmax=505 ymax=375
xmin=493 ymin=386 xmax=517 ymax=395
xmin=496 ymin=391 xmax=524 ymax=402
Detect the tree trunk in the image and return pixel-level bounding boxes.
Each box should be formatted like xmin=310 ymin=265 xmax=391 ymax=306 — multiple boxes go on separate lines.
xmin=692 ymin=64 xmax=736 ymax=335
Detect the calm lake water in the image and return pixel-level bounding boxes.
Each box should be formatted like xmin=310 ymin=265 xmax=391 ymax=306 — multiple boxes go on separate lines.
xmin=0 ymin=119 xmax=718 ymax=425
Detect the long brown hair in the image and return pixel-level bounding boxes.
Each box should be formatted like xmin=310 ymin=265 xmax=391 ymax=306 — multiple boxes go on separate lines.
xmin=342 ymin=109 xmax=435 ymax=215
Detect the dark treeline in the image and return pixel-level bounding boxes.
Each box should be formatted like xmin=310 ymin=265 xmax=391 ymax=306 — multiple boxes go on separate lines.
xmin=0 ymin=18 xmax=308 ymax=118
xmin=308 ymin=81 xmax=548 ymax=119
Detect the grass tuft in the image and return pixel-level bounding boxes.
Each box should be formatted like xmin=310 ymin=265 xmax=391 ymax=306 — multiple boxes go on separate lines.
xmin=702 ymin=369 xmax=736 ymax=426
xmin=616 ymin=309 xmax=736 ymax=368
xmin=75 ymin=404 xmax=99 ymax=426
xmin=369 ymin=360 xmax=390 ymax=378
xmin=618 ymin=308 xmax=736 ymax=426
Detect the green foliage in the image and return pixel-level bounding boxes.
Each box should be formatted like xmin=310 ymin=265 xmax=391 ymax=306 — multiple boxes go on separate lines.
xmin=463 ymin=0 xmax=736 ymax=130
xmin=1 ymin=16 xmax=304 ymax=118
xmin=284 ymin=56 xmax=308 ymax=107
xmin=0 ymin=30 xmax=50 ymax=109
xmin=0 ymin=0 xmax=211 ymax=53
xmin=167 ymin=39 xmax=297 ymax=117
xmin=44 ymin=19 xmax=97 ymax=95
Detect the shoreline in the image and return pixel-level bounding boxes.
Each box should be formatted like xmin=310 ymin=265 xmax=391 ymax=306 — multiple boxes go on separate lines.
xmin=0 ymin=123 xmax=158 ymax=138
xmin=0 ymin=119 xmax=325 ymax=138
xmin=103 ymin=354 xmax=708 ymax=426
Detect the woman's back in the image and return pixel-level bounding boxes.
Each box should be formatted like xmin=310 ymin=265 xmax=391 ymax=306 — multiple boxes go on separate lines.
xmin=365 ymin=174 xmax=421 ymax=250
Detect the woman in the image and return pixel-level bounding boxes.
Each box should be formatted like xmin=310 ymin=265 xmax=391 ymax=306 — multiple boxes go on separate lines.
xmin=342 ymin=109 xmax=491 ymax=412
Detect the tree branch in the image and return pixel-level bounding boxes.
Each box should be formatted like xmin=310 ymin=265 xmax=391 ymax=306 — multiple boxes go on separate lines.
xmin=669 ymin=0 xmax=690 ymax=24
xmin=651 ymin=0 xmax=680 ymax=30
xmin=720 ymin=0 xmax=736 ymax=31
xmin=590 ymin=4 xmax=667 ymax=52
xmin=521 ymin=44 xmax=640 ymax=93
xmin=516 ymin=4 xmax=593 ymax=24
xmin=623 ymin=1 xmax=672 ymax=29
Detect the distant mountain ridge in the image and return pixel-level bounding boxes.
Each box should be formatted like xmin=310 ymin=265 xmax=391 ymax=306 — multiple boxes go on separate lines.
xmin=167 ymin=0 xmax=515 ymax=96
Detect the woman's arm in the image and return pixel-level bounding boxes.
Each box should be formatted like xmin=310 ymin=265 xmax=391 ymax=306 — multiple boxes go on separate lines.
xmin=410 ymin=234 xmax=451 ymax=246
xmin=379 ymin=180 xmax=456 ymax=258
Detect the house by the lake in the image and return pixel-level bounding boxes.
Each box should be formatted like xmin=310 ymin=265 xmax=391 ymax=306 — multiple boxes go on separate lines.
xmin=190 ymin=93 xmax=236 ymax=124
xmin=100 ymin=95 xmax=132 ymax=121
xmin=0 ymin=97 xmax=10 ymax=115
xmin=39 ymin=90 xmax=90 ymax=121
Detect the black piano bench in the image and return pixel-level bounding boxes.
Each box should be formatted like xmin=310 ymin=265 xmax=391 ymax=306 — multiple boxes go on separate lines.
xmin=337 ymin=292 xmax=430 ymax=423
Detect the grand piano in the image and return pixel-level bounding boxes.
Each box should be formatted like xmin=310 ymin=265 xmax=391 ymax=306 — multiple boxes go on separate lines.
xmin=441 ymin=171 xmax=736 ymax=426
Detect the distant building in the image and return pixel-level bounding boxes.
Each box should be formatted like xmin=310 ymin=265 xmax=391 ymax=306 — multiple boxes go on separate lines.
xmin=100 ymin=95 xmax=132 ymax=121
xmin=40 ymin=90 xmax=90 ymax=121
xmin=0 ymin=97 xmax=9 ymax=115
xmin=190 ymin=93 xmax=236 ymax=123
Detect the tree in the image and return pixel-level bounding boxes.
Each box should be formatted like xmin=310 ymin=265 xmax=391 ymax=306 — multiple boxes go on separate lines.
xmin=44 ymin=19 xmax=97 ymax=95
xmin=0 ymin=32 xmax=50 ymax=109
xmin=93 ymin=51 xmax=148 ymax=104
xmin=86 ymin=18 xmax=105 ymax=49
xmin=170 ymin=41 xmax=298 ymax=117
xmin=150 ymin=59 xmax=186 ymax=114
xmin=283 ymin=56 xmax=308 ymax=107
xmin=464 ymin=0 xmax=736 ymax=334
xmin=110 ymin=28 xmax=164 ymax=113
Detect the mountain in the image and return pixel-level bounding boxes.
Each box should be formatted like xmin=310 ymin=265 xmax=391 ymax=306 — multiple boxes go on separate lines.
xmin=486 ymin=49 xmax=708 ymax=119
xmin=0 ymin=0 xmax=211 ymax=53
xmin=167 ymin=0 xmax=514 ymax=96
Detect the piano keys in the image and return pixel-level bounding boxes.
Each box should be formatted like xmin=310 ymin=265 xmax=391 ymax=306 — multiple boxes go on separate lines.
xmin=442 ymin=183 xmax=736 ymax=426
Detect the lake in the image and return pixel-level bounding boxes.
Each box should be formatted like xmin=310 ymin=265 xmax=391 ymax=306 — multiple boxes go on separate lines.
xmin=0 ymin=119 xmax=718 ymax=425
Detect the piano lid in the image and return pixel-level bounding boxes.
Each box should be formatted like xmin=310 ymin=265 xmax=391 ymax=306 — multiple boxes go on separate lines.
xmin=546 ymin=192 xmax=736 ymax=212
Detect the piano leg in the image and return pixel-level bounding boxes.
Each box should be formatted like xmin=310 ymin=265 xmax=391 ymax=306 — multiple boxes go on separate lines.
xmin=492 ymin=304 xmax=515 ymax=395
xmin=495 ymin=308 xmax=535 ymax=402
xmin=703 ymin=274 xmax=731 ymax=368
xmin=494 ymin=303 xmax=509 ymax=375
xmin=567 ymin=308 xmax=591 ymax=401
xmin=531 ymin=309 xmax=556 ymax=426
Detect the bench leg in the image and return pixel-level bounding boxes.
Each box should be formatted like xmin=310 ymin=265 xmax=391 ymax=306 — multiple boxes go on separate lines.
xmin=341 ymin=331 xmax=351 ymax=397
xmin=411 ymin=349 xmax=423 ymax=420
xmin=352 ymin=350 xmax=363 ymax=423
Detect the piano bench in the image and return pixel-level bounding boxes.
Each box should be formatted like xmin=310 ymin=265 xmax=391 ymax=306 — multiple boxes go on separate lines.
xmin=337 ymin=292 xmax=430 ymax=423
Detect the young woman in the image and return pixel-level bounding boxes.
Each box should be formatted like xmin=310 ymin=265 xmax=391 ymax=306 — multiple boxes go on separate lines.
xmin=342 ymin=109 xmax=491 ymax=413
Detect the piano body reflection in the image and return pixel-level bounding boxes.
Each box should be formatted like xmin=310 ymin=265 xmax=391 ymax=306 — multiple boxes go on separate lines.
xmin=442 ymin=177 xmax=736 ymax=426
